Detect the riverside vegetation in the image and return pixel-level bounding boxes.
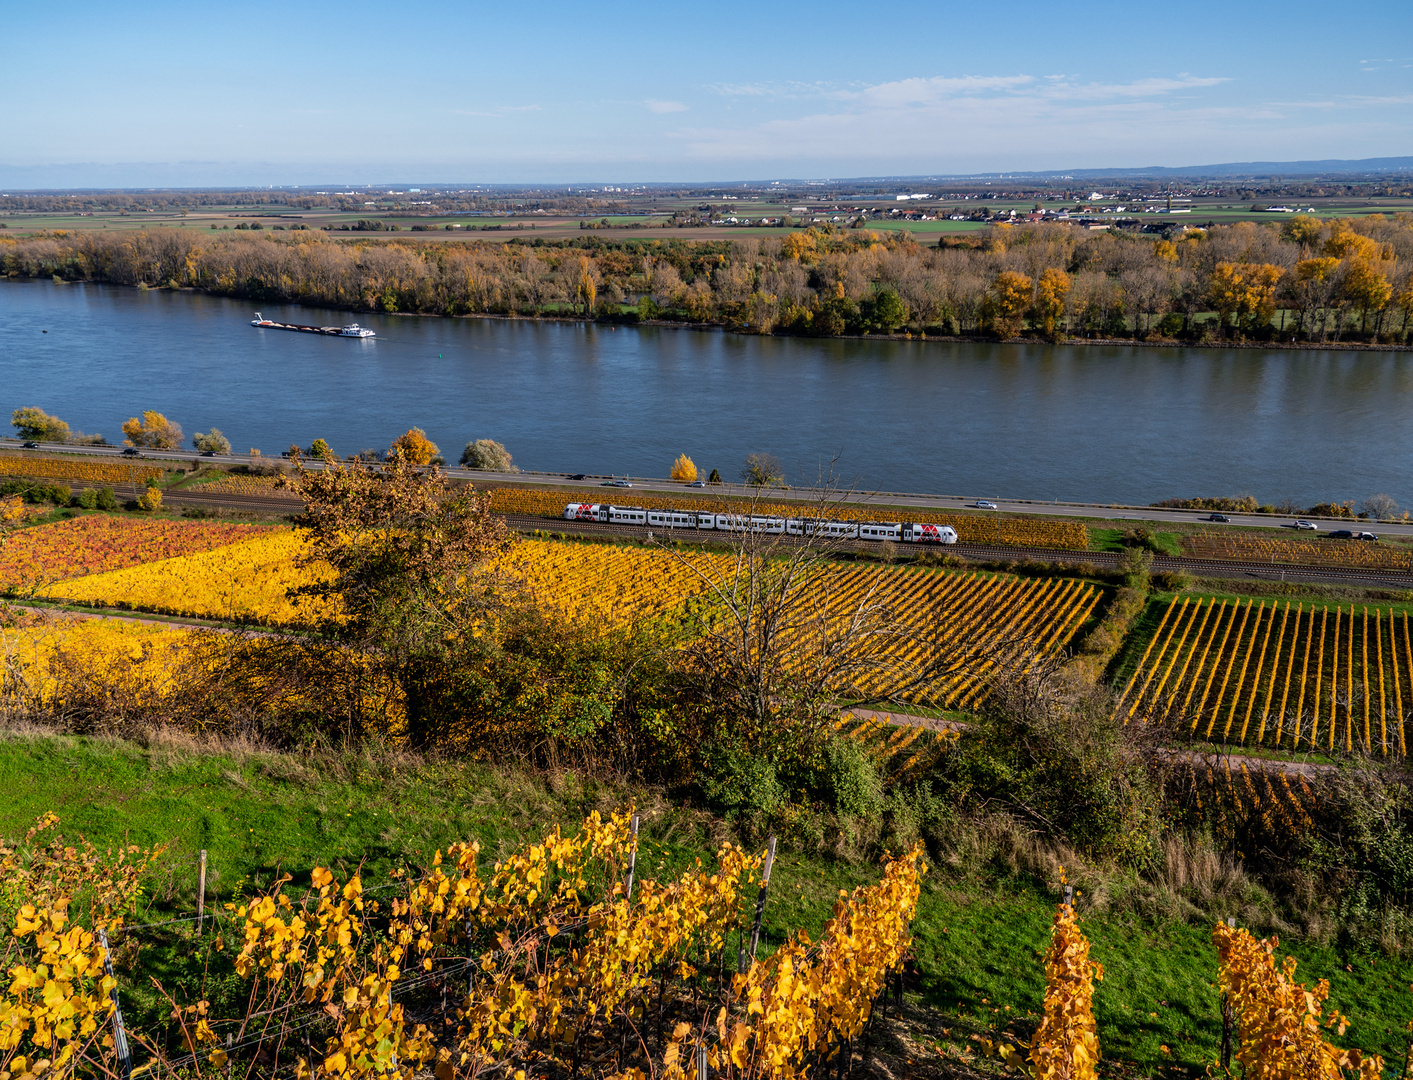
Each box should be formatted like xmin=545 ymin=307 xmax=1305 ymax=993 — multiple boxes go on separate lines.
xmin=8 ymin=454 xmax=1413 ymax=1077
xmin=4 ymin=215 xmax=1413 ymax=343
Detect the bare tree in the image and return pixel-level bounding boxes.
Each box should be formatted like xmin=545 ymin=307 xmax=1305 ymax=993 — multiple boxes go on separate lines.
xmin=650 ymin=480 xmax=1042 ymax=762
xmin=1361 ymin=493 xmax=1399 ymax=521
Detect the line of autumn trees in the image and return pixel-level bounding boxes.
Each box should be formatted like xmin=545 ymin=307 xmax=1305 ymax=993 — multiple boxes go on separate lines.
xmin=4 ymin=214 xmax=1413 ymax=343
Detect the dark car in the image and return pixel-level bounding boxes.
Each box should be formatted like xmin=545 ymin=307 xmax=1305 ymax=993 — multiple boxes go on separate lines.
xmin=567 ymin=473 xmax=587 ymax=480
xmin=20 ymin=441 xmax=39 ymax=449
xmin=1328 ymin=529 xmax=1354 ymax=539
xmin=1206 ymin=513 xmax=1230 ymax=523
xmin=200 ymin=450 xmax=217 ymax=457
xmin=121 ymin=447 xmax=141 ymax=456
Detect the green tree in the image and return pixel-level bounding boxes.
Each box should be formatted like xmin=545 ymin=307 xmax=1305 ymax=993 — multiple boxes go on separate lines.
xmin=309 ymin=438 xmax=332 ymax=459
xmin=11 ymin=407 xmax=70 ymax=443
xmin=281 ymin=453 xmax=516 ymax=747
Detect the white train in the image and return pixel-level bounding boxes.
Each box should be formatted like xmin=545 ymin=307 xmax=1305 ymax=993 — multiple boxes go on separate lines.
xmin=562 ymin=503 xmax=958 ymax=544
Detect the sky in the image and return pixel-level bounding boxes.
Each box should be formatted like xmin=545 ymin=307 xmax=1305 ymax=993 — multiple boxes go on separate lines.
xmin=2 ymin=0 xmax=1411 ymax=187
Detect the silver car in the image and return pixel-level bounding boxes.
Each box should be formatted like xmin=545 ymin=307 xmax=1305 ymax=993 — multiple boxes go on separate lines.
xmin=1294 ymin=519 xmax=1319 ymax=531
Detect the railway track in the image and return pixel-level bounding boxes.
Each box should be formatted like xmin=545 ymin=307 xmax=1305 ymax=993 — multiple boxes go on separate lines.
xmin=155 ymin=490 xmax=1413 ymax=591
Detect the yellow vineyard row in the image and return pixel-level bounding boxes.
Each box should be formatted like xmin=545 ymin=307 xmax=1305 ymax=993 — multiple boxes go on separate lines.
xmin=1183 ymin=532 xmax=1413 ymax=572
xmin=0 ymin=454 xmax=163 ymax=485
xmin=489 ymin=487 xmax=1091 ymax=550
xmin=1117 ymin=597 xmax=1413 ymax=754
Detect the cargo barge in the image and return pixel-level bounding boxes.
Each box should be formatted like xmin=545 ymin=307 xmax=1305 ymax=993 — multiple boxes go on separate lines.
xmin=250 ymin=312 xmax=375 ymax=338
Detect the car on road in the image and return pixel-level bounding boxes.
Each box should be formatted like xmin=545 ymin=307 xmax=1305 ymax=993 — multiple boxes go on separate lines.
xmin=687 ymin=480 xmax=706 ymax=487
xmin=20 ymin=441 xmax=39 ymax=449
xmin=1205 ymin=513 xmax=1230 ymax=523
xmin=567 ymin=473 xmax=587 ymax=481
xmin=1358 ymin=531 xmax=1380 ymax=542
xmin=200 ymin=450 xmax=217 ymax=457
xmin=1329 ymin=529 xmax=1354 ymax=539
xmin=608 ymin=479 xmax=633 ymax=487
xmin=121 ymin=447 xmax=141 ymax=457
xmin=1294 ymin=519 xmax=1319 ymax=531
xmin=974 ymin=500 xmax=998 ymax=510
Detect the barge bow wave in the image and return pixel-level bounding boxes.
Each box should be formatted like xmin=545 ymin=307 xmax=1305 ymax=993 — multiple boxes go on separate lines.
xmin=250 ymin=312 xmax=375 ymax=338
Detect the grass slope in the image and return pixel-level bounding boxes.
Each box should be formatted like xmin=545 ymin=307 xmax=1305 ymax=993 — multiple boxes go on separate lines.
xmin=2 ymin=731 xmax=1410 ymax=1077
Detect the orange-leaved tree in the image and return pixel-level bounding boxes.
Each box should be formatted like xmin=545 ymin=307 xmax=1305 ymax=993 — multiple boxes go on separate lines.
xmin=669 ymin=454 xmax=698 ymax=483
xmin=1213 ymin=921 xmax=1382 ymax=1080
xmin=121 ymin=410 xmax=183 ymax=449
xmin=388 ymin=427 xmax=440 ymax=465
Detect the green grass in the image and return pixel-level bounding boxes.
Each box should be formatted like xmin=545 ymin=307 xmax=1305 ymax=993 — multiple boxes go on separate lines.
xmin=1089 ymin=528 xmax=1182 ymax=556
xmin=4 ymin=730 xmax=1413 ymax=1075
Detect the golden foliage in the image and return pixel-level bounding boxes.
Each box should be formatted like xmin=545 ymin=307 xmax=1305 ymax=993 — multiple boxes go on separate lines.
xmin=669 ymin=454 xmax=698 ymax=483
xmin=1213 ymin=921 xmax=1382 ymax=1080
xmin=0 ymin=455 xmax=162 ymax=486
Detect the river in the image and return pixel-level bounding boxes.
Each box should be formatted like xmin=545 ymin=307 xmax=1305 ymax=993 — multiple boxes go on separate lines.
xmin=2 ymin=279 xmax=1410 ymax=508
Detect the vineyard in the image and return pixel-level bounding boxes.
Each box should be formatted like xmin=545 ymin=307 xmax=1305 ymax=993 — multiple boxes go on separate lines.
xmin=1116 ymin=596 xmax=1413 ymax=754
xmin=44 ymin=529 xmax=333 ymax=626
xmin=186 ymin=473 xmax=287 ymax=496
xmin=1181 ymin=531 xmax=1413 ymax=572
xmin=17 ymin=529 xmax=1101 ymax=707
xmin=0 ymin=615 xmax=192 ymax=704
xmin=0 ymin=454 xmax=163 ymax=486
xmin=0 ymin=516 xmax=273 ymax=592
xmin=0 ymin=810 xmax=924 ymax=1080
xmin=490 ymin=487 xmax=1091 ymax=550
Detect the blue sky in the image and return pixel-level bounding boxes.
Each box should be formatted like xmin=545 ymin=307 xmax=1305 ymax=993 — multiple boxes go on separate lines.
xmin=3 ymin=0 xmax=1410 ymax=186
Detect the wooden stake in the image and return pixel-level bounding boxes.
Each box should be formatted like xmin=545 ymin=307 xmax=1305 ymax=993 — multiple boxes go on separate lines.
xmin=747 ymin=836 xmax=777 ymax=964
xmin=197 ymin=850 xmax=208 ymax=934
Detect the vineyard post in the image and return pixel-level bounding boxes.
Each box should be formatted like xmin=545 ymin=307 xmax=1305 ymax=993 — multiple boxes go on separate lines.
xmin=747 ymin=835 xmax=777 ymax=964
xmin=626 ymin=813 xmax=640 ymax=900
xmin=97 ymin=928 xmax=133 ymax=1080
xmin=197 ymin=849 xmax=207 ymax=934
xmin=1220 ymin=915 xmax=1236 ymax=1072
xmin=696 ymin=1042 xmax=709 ymax=1080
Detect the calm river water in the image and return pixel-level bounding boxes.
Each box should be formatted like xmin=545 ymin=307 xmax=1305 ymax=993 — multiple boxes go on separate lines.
xmin=2 ymin=279 xmax=1410 ymax=507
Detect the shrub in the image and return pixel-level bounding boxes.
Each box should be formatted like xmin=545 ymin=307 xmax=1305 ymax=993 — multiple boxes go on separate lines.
xmin=459 ymin=438 xmax=516 ymax=472
xmin=137 ymin=486 xmax=162 ymax=512
xmin=76 ymin=488 xmax=98 ymax=510
xmin=192 ymin=428 xmax=232 ymax=454
xmin=389 ymin=427 xmax=440 ymax=465
xmin=822 ymin=735 xmax=884 ymax=819
xmin=96 ymin=487 xmax=118 ymax=511
xmin=10 ymin=406 xmax=70 ymax=443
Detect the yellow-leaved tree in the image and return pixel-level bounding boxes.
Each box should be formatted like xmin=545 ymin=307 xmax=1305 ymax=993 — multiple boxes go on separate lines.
xmin=1033 ymin=268 xmax=1071 ymax=339
xmin=122 ymin=410 xmax=183 ymax=450
xmin=669 ymin=454 xmax=697 ymax=482
xmin=991 ymin=270 xmax=1033 ymax=337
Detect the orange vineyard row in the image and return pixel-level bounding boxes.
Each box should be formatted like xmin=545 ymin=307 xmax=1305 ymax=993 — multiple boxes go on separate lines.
xmin=1117 ymin=597 xmax=1413 ymax=754
xmin=489 ymin=487 xmax=1091 ymax=550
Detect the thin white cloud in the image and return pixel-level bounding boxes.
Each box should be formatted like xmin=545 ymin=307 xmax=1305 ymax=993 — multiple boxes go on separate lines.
xmin=453 ymin=105 xmax=542 ymax=118
xmin=645 ymin=99 xmax=688 ymax=114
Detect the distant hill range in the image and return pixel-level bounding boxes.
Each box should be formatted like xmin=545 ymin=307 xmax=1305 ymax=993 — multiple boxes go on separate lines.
xmin=946 ymin=157 xmax=1413 ymax=180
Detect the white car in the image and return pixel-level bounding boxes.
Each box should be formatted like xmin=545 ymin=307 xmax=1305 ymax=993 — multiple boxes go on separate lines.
xmin=687 ymin=480 xmax=705 ymax=487
xmin=1294 ymin=519 xmax=1319 ymax=531
xmin=610 ymin=479 xmax=633 ymax=488
xmin=975 ymin=500 xmax=999 ymax=510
